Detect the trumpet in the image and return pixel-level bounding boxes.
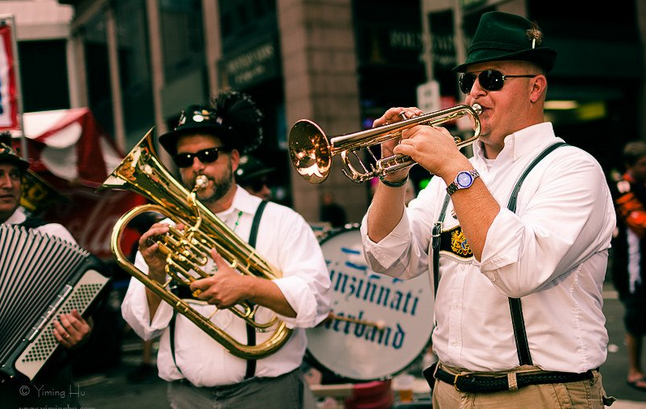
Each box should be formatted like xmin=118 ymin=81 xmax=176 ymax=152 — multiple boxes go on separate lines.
xmin=288 ymin=103 xmax=482 ymax=183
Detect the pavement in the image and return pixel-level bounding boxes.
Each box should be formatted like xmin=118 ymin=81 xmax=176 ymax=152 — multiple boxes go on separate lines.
xmin=599 ymin=286 xmax=646 ymax=408
xmin=68 ymin=282 xmax=646 ymax=409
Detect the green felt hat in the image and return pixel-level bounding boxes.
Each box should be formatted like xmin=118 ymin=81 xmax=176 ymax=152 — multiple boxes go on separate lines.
xmin=453 ymin=12 xmax=557 ymax=73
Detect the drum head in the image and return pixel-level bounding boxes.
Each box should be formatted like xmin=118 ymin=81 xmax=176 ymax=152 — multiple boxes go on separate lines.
xmin=307 ymin=226 xmax=434 ymax=382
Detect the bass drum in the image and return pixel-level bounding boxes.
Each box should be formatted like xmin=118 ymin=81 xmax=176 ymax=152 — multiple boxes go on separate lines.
xmin=306 ymin=225 xmax=434 ymax=382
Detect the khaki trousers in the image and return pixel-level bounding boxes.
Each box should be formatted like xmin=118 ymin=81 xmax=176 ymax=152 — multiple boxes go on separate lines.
xmin=432 ymin=366 xmax=613 ymax=409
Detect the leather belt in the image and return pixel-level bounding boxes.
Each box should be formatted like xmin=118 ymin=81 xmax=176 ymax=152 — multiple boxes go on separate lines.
xmin=430 ymin=365 xmax=594 ymax=394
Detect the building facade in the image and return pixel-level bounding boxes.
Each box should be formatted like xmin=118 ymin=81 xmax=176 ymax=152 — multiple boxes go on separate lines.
xmin=13 ymin=0 xmax=645 ymax=223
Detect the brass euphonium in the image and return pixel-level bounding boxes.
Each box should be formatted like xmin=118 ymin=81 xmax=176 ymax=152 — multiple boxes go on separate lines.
xmin=97 ymin=129 xmax=291 ymax=359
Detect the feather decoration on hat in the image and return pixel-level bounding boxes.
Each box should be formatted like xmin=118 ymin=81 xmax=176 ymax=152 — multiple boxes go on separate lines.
xmin=526 ymin=22 xmax=543 ymax=49
xmin=212 ymin=89 xmax=264 ymax=153
xmin=0 ymin=131 xmax=12 ymax=147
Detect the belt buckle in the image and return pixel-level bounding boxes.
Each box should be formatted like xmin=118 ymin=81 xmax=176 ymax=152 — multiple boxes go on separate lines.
xmin=453 ymin=373 xmax=469 ymax=392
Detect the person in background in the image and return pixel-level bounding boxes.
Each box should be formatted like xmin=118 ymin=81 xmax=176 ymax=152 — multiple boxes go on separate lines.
xmin=610 ymin=140 xmax=646 ymax=392
xmin=319 ymin=192 xmax=347 ymax=229
xmin=121 ymin=89 xmax=331 ymax=409
xmin=360 ymin=12 xmax=614 ymax=408
xmin=235 ymin=154 xmax=275 ymax=200
xmin=0 ymin=134 xmax=93 ymax=409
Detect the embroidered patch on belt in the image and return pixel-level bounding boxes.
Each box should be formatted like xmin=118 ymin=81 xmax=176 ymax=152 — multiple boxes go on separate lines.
xmin=439 ymin=225 xmax=473 ymax=259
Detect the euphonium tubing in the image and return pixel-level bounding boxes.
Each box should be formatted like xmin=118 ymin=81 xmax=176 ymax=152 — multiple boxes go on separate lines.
xmin=98 ymin=129 xmax=292 ymax=359
xmin=289 ymin=103 xmax=482 ymax=184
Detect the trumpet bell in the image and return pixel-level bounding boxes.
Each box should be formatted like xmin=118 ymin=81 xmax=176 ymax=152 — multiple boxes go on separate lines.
xmin=288 ymin=120 xmax=332 ymax=184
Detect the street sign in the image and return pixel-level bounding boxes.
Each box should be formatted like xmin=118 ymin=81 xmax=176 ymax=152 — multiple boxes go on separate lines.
xmin=417 ymin=80 xmax=441 ymax=113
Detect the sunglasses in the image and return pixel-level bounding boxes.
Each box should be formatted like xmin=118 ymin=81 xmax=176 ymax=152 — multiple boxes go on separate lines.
xmin=459 ymin=70 xmax=537 ymax=94
xmin=173 ymin=147 xmax=230 ymax=168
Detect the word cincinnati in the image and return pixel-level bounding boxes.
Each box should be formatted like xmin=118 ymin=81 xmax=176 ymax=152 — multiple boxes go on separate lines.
xmin=329 ymin=267 xmax=421 ymax=316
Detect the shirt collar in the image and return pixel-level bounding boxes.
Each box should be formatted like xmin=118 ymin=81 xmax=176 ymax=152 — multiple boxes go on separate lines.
xmin=473 ymin=122 xmax=557 ymax=165
xmin=216 ymin=185 xmax=262 ymax=219
xmin=4 ymin=206 xmax=26 ymax=225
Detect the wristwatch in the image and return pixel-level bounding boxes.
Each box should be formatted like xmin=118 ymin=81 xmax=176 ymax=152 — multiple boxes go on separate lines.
xmin=446 ymin=169 xmax=480 ymax=195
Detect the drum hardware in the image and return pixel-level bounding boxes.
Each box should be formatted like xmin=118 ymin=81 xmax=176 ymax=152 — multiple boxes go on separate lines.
xmin=326 ymin=312 xmax=386 ymax=331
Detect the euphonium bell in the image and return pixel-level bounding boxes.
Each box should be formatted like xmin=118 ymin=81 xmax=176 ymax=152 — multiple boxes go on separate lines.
xmin=288 ymin=103 xmax=482 ymax=183
xmin=97 ymin=129 xmax=292 ymax=360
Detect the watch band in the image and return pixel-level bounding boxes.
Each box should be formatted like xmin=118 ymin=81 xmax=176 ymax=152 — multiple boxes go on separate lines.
xmin=446 ymin=169 xmax=479 ymax=195
xmin=380 ymin=175 xmax=409 ymax=188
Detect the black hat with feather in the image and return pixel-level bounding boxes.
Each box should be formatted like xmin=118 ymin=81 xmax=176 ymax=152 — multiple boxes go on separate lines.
xmin=0 ymin=132 xmax=29 ymax=172
xmin=159 ymin=89 xmax=263 ymax=155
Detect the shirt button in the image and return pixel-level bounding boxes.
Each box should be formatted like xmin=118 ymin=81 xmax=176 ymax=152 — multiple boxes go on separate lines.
xmin=452 ymin=341 xmax=458 ymax=346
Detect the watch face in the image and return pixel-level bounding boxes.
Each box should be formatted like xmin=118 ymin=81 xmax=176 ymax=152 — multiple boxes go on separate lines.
xmin=457 ymin=171 xmax=474 ymax=188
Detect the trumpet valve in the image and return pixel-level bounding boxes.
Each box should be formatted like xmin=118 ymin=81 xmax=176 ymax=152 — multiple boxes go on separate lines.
xmin=327 ymin=313 xmax=386 ymax=331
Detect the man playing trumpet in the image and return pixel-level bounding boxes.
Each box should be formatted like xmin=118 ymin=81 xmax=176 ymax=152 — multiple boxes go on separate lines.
xmin=360 ymin=12 xmax=615 ymax=408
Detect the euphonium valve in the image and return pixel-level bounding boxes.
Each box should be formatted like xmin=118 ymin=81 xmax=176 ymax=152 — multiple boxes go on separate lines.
xmin=288 ymin=103 xmax=482 ymax=183
xmin=98 ymin=129 xmax=292 ymax=359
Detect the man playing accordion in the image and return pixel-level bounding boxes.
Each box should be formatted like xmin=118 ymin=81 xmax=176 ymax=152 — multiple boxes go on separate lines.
xmin=0 ymin=134 xmax=93 ymax=409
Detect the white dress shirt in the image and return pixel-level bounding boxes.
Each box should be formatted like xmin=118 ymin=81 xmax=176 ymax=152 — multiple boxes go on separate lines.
xmin=361 ymin=122 xmax=616 ymax=373
xmin=5 ymin=206 xmax=77 ymax=242
xmin=122 ymin=187 xmax=331 ymax=386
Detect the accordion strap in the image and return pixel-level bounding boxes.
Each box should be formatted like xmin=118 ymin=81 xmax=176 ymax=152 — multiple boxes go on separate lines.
xmin=18 ymin=217 xmax=48 ymax=229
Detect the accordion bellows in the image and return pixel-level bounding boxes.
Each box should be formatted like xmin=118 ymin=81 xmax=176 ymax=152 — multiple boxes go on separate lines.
xmin=0 ymin=224 xmax=109 ymax=381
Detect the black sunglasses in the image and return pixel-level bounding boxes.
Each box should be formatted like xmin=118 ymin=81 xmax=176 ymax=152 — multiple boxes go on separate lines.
xmin=459 ymin=70 xmax=537 ymax=94
xmin=173 ymin=147 xmax=230 ymax=168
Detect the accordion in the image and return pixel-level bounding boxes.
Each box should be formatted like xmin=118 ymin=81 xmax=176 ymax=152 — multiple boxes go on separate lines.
xmin=0 ymin=224 xmax=110 ymax=382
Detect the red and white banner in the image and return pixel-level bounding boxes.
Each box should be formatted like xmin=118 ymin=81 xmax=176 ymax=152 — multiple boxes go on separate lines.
xmin=0 ymin=21 xmax=18 ymax=130
xmin=16 ymin=108 xmax=146 ymax=260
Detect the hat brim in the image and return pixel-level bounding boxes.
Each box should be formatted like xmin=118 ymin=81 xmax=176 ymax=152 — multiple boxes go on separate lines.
xmin=237 ymin=167 xmax=275 ymax=185
xmin=158 ymin=124 xmax=235 ymax=155
xmin=0 ymin=154 xmax=29 ymax=172
xmin=453 ymin=47 xmax=557 ymax=73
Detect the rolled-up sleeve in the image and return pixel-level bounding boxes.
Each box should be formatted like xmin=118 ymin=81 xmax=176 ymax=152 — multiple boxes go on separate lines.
xmin=361 ymin=179 xmax=443 ymax=280
xmin=360 ymin=210 xmax=414 ymax=274
xmin=479 ymin=149 xmax=616 ymax=297
xmin=121 ymin=252 xmax=174 ymax=340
